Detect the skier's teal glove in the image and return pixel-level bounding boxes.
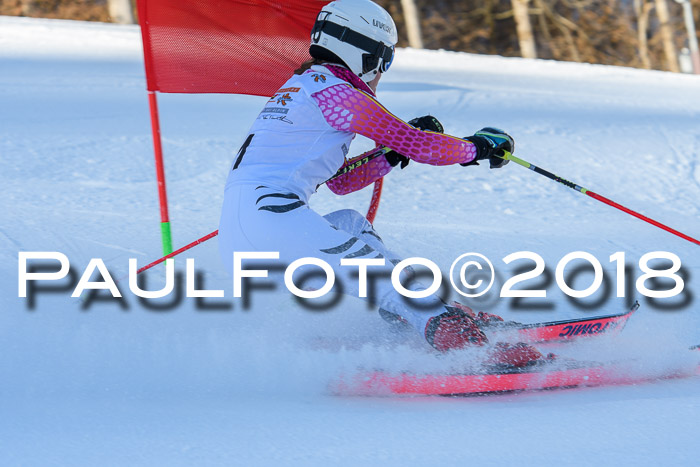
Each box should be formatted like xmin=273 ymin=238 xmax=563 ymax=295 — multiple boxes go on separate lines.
xmin=462 ymin=127 xmax=513 ymax=169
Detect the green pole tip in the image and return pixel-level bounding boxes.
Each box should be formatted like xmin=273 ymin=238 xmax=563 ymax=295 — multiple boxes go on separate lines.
xmin=160 ymin=221 xmax=173 ymax=256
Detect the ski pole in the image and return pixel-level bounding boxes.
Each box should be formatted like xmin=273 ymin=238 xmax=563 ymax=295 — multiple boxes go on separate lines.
xmin=366 ymin=177 xmax=383 ymax=224
xmin=135 ymin=229 xmax=219 ymax=275
xmin=328 ymin=146 xmax=391 ymax=180
xmin=500 ymin=151 xmax=700 ymax=246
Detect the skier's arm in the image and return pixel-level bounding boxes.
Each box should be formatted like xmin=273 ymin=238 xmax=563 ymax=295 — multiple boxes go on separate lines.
xmin=325 ymin=115 xmax=445 ymax=195
xmin=326 ymin=146 xmax=393 ymax=195
xmin=312 ymin=84 xmax=478 ymax=166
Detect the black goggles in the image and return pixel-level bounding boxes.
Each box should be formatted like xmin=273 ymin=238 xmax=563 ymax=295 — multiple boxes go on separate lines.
xmin=312 ymin=18 xmax=395 ymax=74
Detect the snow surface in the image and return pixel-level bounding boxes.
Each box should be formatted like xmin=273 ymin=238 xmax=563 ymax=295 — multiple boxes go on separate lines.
xmin=1 ymin=16 xmax=699 ymax=466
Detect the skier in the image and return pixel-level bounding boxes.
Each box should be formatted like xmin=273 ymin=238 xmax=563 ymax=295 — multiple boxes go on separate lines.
xmin=219 ymin=0 xmax=543 ymax=367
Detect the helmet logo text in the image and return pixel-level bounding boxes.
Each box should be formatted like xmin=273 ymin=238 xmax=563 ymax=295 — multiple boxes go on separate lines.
xmin=372 ymin=19 xmax=393 ymax=34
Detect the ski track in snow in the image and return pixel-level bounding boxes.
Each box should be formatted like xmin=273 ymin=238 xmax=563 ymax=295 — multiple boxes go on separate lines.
xmin=1 ymin=16 xmax=699 ymax=466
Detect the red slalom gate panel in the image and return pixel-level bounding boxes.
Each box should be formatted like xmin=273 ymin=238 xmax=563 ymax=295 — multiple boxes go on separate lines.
xmin=138 ymin=0 xmax=327 ymax=95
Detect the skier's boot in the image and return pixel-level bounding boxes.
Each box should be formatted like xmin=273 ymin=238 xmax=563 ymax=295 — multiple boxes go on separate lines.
xmin=425 ymin=306 xmax=489 ymax=352
xmin=446 ymin=304 xmax=549 ymax=366
xmin=426 ymin=305 xmax=548 ymax=367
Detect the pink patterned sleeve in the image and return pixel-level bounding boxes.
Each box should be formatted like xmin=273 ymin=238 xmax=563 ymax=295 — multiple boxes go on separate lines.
xmin=312 ymin=84 xmax=477 ymax=165
xmin=326 ymin=147 xmax=393 ymax=195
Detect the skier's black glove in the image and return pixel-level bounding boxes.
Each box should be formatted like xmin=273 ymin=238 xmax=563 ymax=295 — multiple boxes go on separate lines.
xmin=385 ymin=115 xmax=444 ymax=169
xmin=408 ymin=115 xmax=444 ymax=133
xmin=462 ymin=127 xmax=513 ymax=169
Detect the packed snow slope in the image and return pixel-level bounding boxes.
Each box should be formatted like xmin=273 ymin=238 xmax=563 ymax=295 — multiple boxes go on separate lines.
xmin=1 ymin=16 xmax=700 ymax=466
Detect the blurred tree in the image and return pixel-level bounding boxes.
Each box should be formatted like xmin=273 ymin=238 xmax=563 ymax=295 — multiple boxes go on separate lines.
xmin=400 ymin=0 xmax=424 ymax=48
xmin=107 ymin=0 xmax=134 ymax=24
xmin=512 ymin=0 xmax=537 ymax=58
xmin=636 ymin=0 xmax=654 ymax=69
xmin=655 ymin=0 xmax=680 ymax=71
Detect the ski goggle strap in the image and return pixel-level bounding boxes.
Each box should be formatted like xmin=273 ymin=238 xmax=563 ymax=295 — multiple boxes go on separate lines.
xmin=312 ymin=18 xmax=395 ymax=74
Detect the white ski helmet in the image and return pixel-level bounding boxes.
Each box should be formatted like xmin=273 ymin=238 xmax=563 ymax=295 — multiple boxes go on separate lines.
xmin=309 ymin=0 xmax=398 ymax=84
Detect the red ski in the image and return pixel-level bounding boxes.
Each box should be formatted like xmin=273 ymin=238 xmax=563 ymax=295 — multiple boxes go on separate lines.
xmin=332 ymin=345 xmax=700 ymax=397
xmin=485 ymin=301 xmax=639 ymax=343
xmin=310 ymin=303 xmax=640 ymax=352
